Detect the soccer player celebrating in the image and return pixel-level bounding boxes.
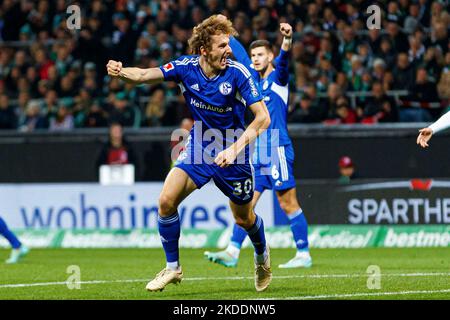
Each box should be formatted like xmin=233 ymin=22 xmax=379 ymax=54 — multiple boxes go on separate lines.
xmin=107 ymin=15 xmax=272 ymax=292
xmin=417 ymin=111 xmax=450 ymax=148
xmin=0 ymin=216 xmax=29 ymax=264
xmin=204 ymin=21 xmax=313 ymax=269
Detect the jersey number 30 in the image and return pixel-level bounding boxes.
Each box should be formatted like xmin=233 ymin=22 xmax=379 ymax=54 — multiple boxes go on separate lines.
xmin=233 ymin=179 xmax=252 ymax=196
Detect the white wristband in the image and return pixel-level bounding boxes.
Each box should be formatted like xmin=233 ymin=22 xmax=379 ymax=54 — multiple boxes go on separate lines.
xmin=283 ymin=37 xmax=292 ymax=47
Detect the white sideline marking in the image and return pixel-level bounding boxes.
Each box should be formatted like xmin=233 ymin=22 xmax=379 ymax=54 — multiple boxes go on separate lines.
xmin=185 ymin=272 xmax=450 ymax=281
xmin=0 ymin=272 xmax=448 ymax=289
xmin=256 ymin=289 xmax=450 ymax=300
xmin=0 ymin=279 xmax=148 ymax=288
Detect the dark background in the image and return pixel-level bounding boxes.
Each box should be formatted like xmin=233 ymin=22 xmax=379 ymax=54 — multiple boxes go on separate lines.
xmin=0 ymin=123 xmax=449 ymax=183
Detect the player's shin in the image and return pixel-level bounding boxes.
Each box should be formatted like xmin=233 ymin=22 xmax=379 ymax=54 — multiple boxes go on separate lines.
xmin=227 ymin=224 xmax=247 ymax=258
xmin=157 ymin=212 xmax=181 ymax=270
xmin=287 ymin=209 xmax=310 ymax=253
xmin=245 ymin=214 xmax=268 ymax=263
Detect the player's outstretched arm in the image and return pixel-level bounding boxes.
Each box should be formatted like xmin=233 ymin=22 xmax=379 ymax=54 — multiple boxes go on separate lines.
xmin=106 ymin=60 xmax=164 ymax=85
xmin=417 ymin=111 xmax=450 ymax=148
xmin=215 ymin=100 xmax=270 ymax=168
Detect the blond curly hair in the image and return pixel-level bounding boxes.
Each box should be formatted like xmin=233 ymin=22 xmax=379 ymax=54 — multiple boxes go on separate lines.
xmin=188 ymin=15 xmax=238 ymax=55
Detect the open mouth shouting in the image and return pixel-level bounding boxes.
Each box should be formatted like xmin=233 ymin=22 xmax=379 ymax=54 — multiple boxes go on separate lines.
xmin=220 ymin=53 xmax=229 ymax=67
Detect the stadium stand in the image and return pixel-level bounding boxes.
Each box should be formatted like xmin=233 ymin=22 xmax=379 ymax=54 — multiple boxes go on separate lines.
xmin=0 ymin=0 xmax=448 ymax=130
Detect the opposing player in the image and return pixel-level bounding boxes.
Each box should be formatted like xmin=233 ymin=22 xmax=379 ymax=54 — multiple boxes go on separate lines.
xmin=107 ymin=15 xmax=273 ymax=292
xmin=0 ymin=216 xmax=29 ymax=264
xmin=205 ymin=22 xmax=313 ymax=269
xmin=417 ymin=111 xmax=450 ymax=148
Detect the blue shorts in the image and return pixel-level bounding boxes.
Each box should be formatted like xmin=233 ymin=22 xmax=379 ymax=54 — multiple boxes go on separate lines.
xmin=253 ymin=144 xmax=296 ymax=193
xmin=175 ymin=156 xmax=255 ymax=205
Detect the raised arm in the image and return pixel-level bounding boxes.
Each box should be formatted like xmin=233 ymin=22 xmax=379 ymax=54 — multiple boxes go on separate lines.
xmin=106 ymin=60 xmax=164 ymax=85
xmin=274 ymin=23 xmax=292 ymax=86
xmin=214 ymin=100 xmax=270 ymax=168
xmin=280 ymin=23 xmax=293 ymax=52
xmin=417 ymin=111 xmax=450 ymax=148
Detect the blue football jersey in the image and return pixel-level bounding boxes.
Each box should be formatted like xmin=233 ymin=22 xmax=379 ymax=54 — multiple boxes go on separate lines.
xmin=229 ymin=37 xmax=292 ymax=152
xmin=159 ymin=55 xmax=263 ymax=161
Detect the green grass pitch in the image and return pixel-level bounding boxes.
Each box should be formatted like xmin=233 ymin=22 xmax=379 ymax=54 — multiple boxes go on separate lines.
xmin=0 ymin=248 xmax=449 ymax=300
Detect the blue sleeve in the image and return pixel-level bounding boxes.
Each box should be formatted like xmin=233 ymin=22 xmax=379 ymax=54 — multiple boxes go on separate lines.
xmin=274 ymin=49 xmax=290 ymax=86
xmin=233 ymin=62 xmax=263 ymax=107
xmin=229 ymin=36 xmax=258 ymax=80
xmin=159 ymin=56 xmax=190 ymax=82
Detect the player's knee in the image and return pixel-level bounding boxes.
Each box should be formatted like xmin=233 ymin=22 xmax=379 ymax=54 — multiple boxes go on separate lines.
xmin=158 ymin=194 xmax=177 ymax=216
xmin=279 ymin=199 xmax=299 ymax=214
xmin=279 ymin=201 xmax=291 ymax=213
xmin=234 ymin=215 xmax=254 ymax=230
xmin=235 ymin=218 xmax=251 ymax=230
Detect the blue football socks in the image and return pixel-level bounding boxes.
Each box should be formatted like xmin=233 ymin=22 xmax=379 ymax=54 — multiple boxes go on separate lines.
xmin=287 ymin=209 xmax=309 ymax=252
xmin=157 ymin=212 xmax=180 ymax=270
xmin=0 ymin=217 xmax=21 ymax=249
xmin=230 ymin=223 xmax=247 ymax=250
xmin=246 ymin=214 xmax=267 ymax=260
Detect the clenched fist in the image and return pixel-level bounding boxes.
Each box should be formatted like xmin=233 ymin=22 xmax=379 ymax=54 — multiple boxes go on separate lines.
xmin=106 ymin=60 xmax=123 ymax=77
xmin=280 ymin=23 xmax=292 ymax=38
xmin=214 ymin=148 xmax=238 ymax=168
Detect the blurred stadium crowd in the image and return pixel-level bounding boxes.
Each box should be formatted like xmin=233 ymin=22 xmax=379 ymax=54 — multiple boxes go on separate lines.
xmin=0 ymin=0 xmax=448 ymax=131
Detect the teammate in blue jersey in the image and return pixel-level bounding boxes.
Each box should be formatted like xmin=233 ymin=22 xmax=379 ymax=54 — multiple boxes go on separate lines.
xmin=205 ymin=22 xmax=313 ymax=269
xmin=107 ymin=15 xmax=273 ymax=292
xmin=0 ymin=216 xmax=29 ymax=264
